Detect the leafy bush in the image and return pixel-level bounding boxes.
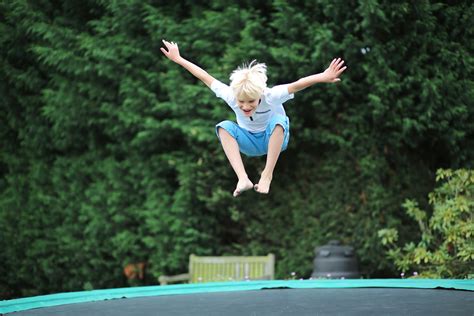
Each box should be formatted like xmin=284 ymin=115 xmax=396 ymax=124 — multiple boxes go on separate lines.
xmin=379 ymin=169 xmax=474 ymax=278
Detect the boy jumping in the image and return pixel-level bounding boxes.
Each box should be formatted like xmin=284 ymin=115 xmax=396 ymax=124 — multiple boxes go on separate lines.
xmin=161 ymin=40 xmax=346 ymax=197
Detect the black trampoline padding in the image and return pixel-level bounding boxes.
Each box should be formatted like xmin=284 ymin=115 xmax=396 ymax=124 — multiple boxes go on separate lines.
xmin=8 ymin=288 xmax=474 ymax=316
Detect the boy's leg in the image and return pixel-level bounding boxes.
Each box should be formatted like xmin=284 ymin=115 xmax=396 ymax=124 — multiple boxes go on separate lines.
xmin=218 ymin=127 xmax=254 ymax=197
xmin=254 ymin=125 xmax=284 ymax=194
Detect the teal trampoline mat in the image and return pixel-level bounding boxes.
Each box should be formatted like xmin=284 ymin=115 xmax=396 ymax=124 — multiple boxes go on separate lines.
xmin=1 ymin=279 xmax=473 ymax=314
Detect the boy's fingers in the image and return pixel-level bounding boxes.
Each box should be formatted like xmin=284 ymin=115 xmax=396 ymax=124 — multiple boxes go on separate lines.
xmin=334 ymin=60 xmax=344 ymax=71
xmin=336 ymin=66 xmax=347 ymax=76
xmin=160 ymin=47 xmax=168 ymax=55
xmin=330 ymin=58 xmax=343 ymax=70
xmin=162 ymin=39 xmax=171 ymax=48
xmin=338 ymin=66 xmax=347 ymax=73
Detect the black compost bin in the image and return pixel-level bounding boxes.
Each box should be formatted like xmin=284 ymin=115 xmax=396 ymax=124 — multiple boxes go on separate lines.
xmin=311 ymin=240 xmax=360 ymax=279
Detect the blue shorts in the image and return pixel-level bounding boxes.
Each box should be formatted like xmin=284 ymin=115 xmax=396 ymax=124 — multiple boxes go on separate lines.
xmin=215 ymin=115 xmax=290 ymax=157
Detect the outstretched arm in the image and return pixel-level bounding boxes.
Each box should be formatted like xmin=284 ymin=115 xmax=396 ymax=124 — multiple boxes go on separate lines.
xmin=160 ymin=39 xmax=215 ymax=88
xmin=287 ymin=58 xmax=347 ymax=94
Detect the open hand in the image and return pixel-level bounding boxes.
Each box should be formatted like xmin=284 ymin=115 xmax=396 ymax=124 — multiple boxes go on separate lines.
xmin=160 ymin=39 xmax=181 ymax=63
xmin=323 ymin=58 xmax=347 ymax=83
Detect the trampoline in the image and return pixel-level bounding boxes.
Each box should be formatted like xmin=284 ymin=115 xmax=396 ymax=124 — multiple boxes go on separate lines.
xmin=1 ymin=279 xmax=473 ymax=315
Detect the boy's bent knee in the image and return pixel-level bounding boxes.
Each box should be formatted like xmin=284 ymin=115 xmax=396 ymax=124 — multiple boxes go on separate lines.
xmin=265 ymin=115 xmax=290 ymax=152
xmin=270 ymin=114 xmax=288 ymax=127
xmin=216 ymin=120 xmax=238 ymax=140
xmin=266 ymin=115 xmax=289 ymax=135
xmin=216 ymin=120 xmax=235 ymax=132
xmin=218 ymin=126 xmax=231 ymax=137
xmin=273 ymin=124 xmax=284 ymax=133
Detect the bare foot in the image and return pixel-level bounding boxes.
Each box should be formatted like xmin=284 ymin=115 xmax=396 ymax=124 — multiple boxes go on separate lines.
xmin=233 ymin=178 xmax=254 ymax=197
xmin=254 ymin=174 xmax=272 ymax=194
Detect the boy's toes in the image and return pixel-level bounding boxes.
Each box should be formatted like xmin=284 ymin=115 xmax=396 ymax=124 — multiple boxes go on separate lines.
xmin=254 ymin=179 xmax=271 ymax=194
xmin=233 ymin=179 xmax=254 ymax=197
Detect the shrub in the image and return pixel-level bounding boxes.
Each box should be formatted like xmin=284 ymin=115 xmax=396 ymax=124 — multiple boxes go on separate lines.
xmin=379 ymin=169 xmax=474 ymax=278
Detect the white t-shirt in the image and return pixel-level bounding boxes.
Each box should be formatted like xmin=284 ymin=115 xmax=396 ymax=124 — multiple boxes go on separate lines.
xmin=211 ymin=80 xmax=294 ymax=132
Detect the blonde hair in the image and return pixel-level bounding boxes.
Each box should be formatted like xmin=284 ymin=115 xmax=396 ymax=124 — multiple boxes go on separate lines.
xmin=229 ymin=60 xmax=267 ymax=100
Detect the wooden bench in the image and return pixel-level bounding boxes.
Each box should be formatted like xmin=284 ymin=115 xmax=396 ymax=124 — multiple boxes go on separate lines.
xmin=159 ymin=254 xmax=275 ymax=285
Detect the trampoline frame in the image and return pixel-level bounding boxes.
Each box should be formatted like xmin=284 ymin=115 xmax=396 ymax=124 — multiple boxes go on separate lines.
xmin=1 ymin=279 xmax=473 ymax=314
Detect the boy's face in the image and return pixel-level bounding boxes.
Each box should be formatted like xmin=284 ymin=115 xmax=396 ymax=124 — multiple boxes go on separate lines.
xmin=237 ymin=98 xmax=260 ymax=117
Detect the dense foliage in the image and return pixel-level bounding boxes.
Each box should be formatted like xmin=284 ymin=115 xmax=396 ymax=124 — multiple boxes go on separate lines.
xmin=379 ymin=169 xmax=473 ymax=279
xmin=1 ymin=0 xmax=473 ymax=298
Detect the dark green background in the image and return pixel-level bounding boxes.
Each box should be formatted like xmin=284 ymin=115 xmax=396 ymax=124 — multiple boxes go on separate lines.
xmin=1 ymin=0 xmax=472 ymax=299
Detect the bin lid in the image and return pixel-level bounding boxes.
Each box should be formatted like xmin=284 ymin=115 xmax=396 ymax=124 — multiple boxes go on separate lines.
xmin=315 ymin=240 xmax=355 ymax=258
